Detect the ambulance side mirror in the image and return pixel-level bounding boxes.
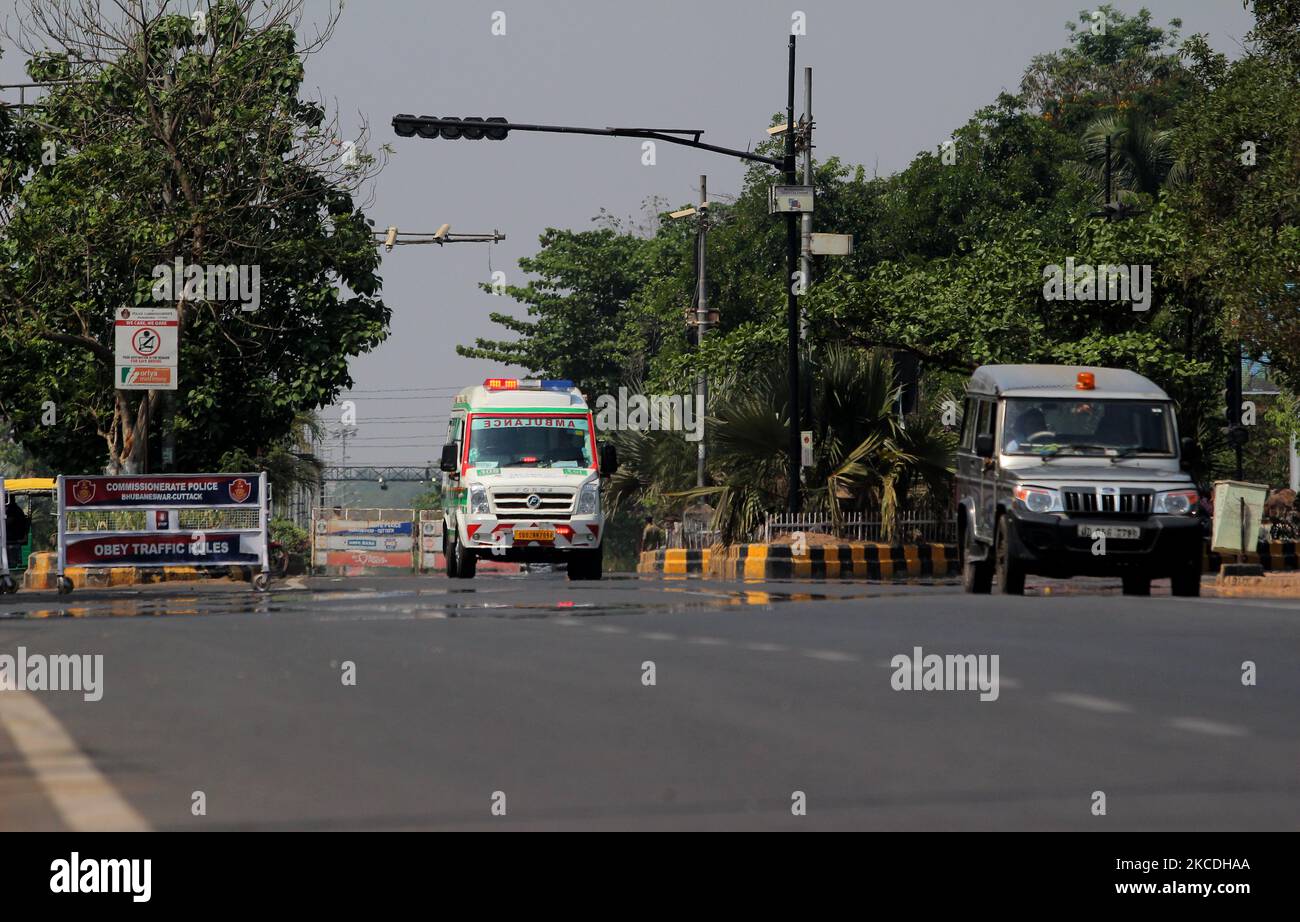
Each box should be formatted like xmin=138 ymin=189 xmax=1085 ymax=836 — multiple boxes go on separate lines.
xmin=975 ymin=433 xmax=995 ymax=459
xmin=599 ymin=443 xmax=619 ymax=477
xmin=439 ymin=443 xmax=459 ymax=474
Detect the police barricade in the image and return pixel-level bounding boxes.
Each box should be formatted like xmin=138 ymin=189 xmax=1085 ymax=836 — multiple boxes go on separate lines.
xmin=417 ymin=510 xmax=443 ymax=573
xmin=414 ymin=509 xmax=522 ymax=575
xmin=0 ymin=482 xmax=14 ymax=594
xmin=55 ymin=473 xmax=270 ymax=595
xmin=312 ymin=508 xmax=416 ymax=575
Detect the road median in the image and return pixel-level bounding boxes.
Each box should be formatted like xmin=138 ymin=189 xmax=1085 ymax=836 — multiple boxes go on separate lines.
xmin=638 ymin=543 xmax=956 ymax=580
xmin=21 ymin=552 xmax=248 ymax=591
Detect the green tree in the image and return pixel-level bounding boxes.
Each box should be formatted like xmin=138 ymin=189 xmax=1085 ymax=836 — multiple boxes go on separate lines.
xmin=0 ymin=1 xmax=389 ymax=475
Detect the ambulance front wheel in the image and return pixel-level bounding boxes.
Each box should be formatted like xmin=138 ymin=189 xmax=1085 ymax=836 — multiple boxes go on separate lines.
xmin=56 ymin=576 xmax=73 ymax=595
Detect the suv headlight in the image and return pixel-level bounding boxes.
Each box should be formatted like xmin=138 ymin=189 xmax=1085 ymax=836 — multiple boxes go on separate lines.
xmin=1154 ymin=489 xmax=1198 ymax=515
xmin=468 ymin=484 xmax=490 ymax=515
xmin=575 ymin=482 xmax=600 ymax=516
xmin=1013 ymin=485 xmax=1064 ymax=514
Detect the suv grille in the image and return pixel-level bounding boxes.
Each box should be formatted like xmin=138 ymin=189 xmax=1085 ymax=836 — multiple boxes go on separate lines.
xmin=1063 ymin=488 xmax=1153 ymax=515
xmin=490 ymin=488 xmax=576 ymax=520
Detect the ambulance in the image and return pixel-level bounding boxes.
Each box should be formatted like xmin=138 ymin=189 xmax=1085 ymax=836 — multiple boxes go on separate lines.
xmin=439 ymin=378 xmax=618 ymax=580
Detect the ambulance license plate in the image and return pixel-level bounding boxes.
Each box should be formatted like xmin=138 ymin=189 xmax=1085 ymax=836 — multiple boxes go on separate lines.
xmin=514 ymin=529 xmax=555 ymax=541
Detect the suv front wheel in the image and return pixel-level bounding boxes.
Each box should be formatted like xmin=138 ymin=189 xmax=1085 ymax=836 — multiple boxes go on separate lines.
xmin=995 ymin=515 xmax=1026 ymax=595
xmin=961 ymin=515 xmax=993 ymax=594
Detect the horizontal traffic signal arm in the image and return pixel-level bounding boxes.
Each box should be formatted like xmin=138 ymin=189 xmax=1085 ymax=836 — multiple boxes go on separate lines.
xmin=391 ymin=115 xmax=785 ymax=168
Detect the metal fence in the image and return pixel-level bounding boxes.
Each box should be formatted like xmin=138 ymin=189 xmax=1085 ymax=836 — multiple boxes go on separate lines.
xmin=764 ymin=502 xmax=957 ymax=545
xmin=660 ymin=496 xmax=958 ymax=548
xmin=664 ymin=520 xmax=720 ymax=549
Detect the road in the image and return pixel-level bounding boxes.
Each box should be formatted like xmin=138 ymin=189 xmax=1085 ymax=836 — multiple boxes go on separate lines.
xmin=1 ymin=572 xmax=1297 ymax=830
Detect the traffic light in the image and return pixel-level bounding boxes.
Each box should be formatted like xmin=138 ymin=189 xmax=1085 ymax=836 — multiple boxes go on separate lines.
xmin=392 ymin=115 xmax=509 ymax=141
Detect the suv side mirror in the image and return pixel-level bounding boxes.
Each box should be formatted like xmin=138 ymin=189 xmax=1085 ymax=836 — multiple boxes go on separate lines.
xmin=439 ymin=443 xmax=460 ymax=474
xmin=975 ymin=433 xmax=995 ymax=459
xmin=599 ymin=443 xmax=619 ymax=477
xmin=1180 ymin=436 xmax=1201 ymax=469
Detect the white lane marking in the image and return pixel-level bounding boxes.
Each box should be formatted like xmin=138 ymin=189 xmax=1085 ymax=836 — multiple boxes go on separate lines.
xmin=801 ymin=649 xmax=859 ymax=662
xmin=1049 ymin=693 xmax=1133 ymax=714
xmin=640 ymin=632 xmax=677 ymax=641
xmin=0 ymin=689 xmax=149 ymax=831
xmin=743 ymin=642 xmax=789 ymax=653
xmin=1168 ymin=717 xmax=1249 ymax=737
xmin=590 ymin=625 xmax=629 ymax=635
xmin=687 ymin=636 xmax=728 ymax=646
xmin=998 ymin=677 xmax=1022 ymax=689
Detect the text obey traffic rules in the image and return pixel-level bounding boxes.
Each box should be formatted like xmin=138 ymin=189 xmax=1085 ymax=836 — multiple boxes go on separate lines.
xmin=115 ymin=307 xmax=178 ymax=390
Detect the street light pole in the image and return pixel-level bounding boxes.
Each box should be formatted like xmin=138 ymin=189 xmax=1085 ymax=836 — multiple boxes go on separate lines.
xmin=785 ymin=34 xmax=801 ymax=513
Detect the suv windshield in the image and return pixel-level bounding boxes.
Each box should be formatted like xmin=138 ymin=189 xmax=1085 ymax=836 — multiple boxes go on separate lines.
xmin=467 ymin=415 xmax=593 ymax=468
xmin=1001 ymin=398 xmax=1174 ymax=457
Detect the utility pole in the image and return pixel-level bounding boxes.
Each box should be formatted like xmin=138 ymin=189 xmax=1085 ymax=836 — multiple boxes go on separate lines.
xmin=784 ymin=36 xmax=802 ymax=513
xmin=696 ymin=175 xmax=709 ymax=488
xmin=1228 ymin=343 xmax=1245 ymax=481
xmin=800 ymin=66 xmax=813 ymax=340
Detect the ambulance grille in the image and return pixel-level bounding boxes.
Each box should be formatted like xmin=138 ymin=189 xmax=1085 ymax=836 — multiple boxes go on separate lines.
xmin=490 ymin=489 xmax=576 ymax=519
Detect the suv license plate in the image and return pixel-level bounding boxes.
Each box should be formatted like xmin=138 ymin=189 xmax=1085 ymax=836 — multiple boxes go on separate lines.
xmin=1076 ymin=524 xmax=1140 ymax=541
xmin=514 ymin=529 xmax=555 ymax=541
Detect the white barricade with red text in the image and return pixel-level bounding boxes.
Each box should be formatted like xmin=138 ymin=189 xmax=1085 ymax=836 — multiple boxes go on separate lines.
xmin=55 ymin=473 xmax=271 ymax=594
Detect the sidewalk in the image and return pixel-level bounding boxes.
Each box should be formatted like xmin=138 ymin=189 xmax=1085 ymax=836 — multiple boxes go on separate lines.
xmin=1213 ymin=571 xmax=1300 ymax=599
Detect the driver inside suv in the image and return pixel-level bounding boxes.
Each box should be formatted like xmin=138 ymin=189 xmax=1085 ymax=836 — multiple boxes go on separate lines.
xmin=1005 ymin=406 xmax=1048 ymax=452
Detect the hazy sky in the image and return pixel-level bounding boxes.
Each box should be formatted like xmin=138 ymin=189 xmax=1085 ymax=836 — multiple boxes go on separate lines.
xmin=0 ymin=1 xmax=1256 ymax=468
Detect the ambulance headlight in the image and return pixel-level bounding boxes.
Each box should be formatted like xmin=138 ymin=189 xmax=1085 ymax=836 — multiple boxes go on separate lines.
xmin=468 ymin=484 xmax=491 ymax=515
xmin=576 ymin=482 xmax=600 ymax=516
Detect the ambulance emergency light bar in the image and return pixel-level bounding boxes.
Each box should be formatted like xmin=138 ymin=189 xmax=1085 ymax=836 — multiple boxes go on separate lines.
xmin=483 ymin=378 xmax=575 ymax=391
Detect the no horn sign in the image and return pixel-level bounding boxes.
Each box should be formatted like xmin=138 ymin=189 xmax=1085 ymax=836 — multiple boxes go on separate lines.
xmin=115 ymin=307 xmax=178 ymax=390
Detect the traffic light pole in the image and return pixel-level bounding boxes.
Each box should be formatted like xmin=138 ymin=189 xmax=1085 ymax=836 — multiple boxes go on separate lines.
xmin=696 ymin=174 xmax=709 ymax=490
xmin=784 ymin=35 xmax=802 ymax=513
xmin=392 ymin=116 xmax=784 ymax=169
xmin=392 ymin=37 xmax=803 ymax=509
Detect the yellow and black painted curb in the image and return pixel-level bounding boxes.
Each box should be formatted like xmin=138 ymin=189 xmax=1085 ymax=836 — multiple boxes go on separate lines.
xmin=638 ymin=544 xmax=956 ymax=580
xmin=637 ymin=548 xmax=712 ymax=576
xmin=1204 ymin=541 xmax=1298 ymax=573
xmin=637 ymin=538 xmax=1299 ymax=581
xmin=21 ymin=552 xmax=246 ymax=591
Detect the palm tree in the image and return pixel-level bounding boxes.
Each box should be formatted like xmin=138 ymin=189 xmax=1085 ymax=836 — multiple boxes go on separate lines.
xmin=1071 ymin=109 xmax=1184 ymax=207
xmin=674 ymin=346 xmax=955 ymax=544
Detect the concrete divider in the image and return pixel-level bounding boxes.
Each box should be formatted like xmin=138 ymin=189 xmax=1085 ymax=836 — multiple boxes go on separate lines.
xmin=637 ymin=548 xmax=712 ymax=575
xmin=638 ymin=543 xmax=955 ymax=580
xmin=637 ymin=538 xmax=1299 ymax=582
xmin=1204 ymin=540 xmax=1298 ymax=572
xmin=22 ymin=552 xmax=245 ymax=590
